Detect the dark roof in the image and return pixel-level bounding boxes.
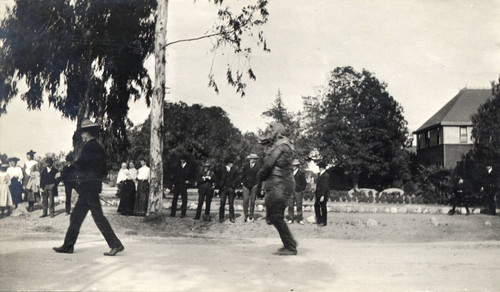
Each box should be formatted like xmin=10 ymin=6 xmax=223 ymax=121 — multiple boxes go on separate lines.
xmin=415 ymin=88 xmax=494 ymax=133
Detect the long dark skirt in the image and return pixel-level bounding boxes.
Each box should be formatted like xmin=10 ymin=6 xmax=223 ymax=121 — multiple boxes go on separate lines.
xmin=9 ymin=178 xmax=24 ymax=206
xmin=134 ymin=180 xmax=149 ymax=216
xmin=117 ymin=180 xmax=136 ymax=215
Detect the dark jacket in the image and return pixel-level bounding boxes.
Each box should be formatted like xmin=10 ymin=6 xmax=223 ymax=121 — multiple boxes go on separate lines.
xmin=482 ymin=168 xmax=499 ymax=193
xmin=75 ymin=139 xmax=108 ymax=183
xmin=40 ymin=167 xmax=59 ymax=189
xmin=241 ymin=162 xmax=260 ymax=189
xmin=294 ymin=169 xmax=307 ymax=193
xmin=257 ymin=138 xmax=294 ymax=183
xmin=61 ymin=164 xmax=77 ymax=184
xmin=216 ymin=165 xmax=240 ymax=190
xmin=172 ymin=162 xmax=193 ymax=189
xmin=315 ymin=170 xmax=330 ymax=199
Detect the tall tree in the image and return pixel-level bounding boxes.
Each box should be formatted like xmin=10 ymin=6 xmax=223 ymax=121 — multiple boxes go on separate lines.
xmin=471 ymin=76 xmax=500 ymax=166
xmin=0 ymin=0 xmax=156 ymax=156
xmin=261 ymin=89 xmax=301 ymax=143
xmin=303 ymin=66 xmax=411 ymax=188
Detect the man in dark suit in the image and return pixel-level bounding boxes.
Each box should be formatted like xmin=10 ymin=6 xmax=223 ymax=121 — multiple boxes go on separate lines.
xmin=315 ymin=161 xmax=330 ymax=226
xmin=194 ymin=162 xmax=215 ymax=221
xmin=60 ymin=152 xmax=77 ymax=215
xmin=482 ymin=165 xmax=498 ymax=215
xmin=240 ymin=153 xmax=260 ymax=222
xmin=171 ymin=155 xmax=193 ymax=218
xmin=216 ymin=158 xmax=239 ymax=223
xmin=53 ymin=119 xmax=124 ymax=256
xmin=287 ymin=159 xmax=307 ymax=224
xmin=40 ymin=157 xmax=59 ymax=218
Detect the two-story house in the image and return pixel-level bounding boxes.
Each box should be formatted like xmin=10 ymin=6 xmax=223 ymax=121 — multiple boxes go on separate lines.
xmin=414 ymin=88 xmax=493 ymax=169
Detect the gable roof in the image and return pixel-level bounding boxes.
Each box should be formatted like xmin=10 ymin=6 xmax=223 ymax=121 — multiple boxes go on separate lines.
xmin=415 ymin=88 xmax=494 ymax=133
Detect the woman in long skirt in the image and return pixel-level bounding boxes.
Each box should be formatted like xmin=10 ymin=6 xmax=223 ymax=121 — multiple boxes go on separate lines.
xmin=7 ymin=158 xmax=24 ymax=208
xmin=117 ymin=162 xmax=137 ymax=215
xmin=0 ymin=163 xmax=14 ymax=218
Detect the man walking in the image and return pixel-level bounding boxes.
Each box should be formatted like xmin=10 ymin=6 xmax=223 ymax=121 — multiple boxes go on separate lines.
xmin=241 ymin=153 xmax=260 ymax=222
xmin=39 ymin=157 xmax=59 ymax=218
xmin=257 ymin=122 xmax=297 ymax=255
xmin=53 ymin=119 xmax=124 ymax=256
xmin=287 ymin=159 xmax=307 ymax=224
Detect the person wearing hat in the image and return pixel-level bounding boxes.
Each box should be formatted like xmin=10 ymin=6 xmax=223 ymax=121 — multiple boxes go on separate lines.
xmin=53 ymin=119 xmax=124 ymax=256
xmin=0 ymin=161 xmax=14 ymax=218
xmin=315 ymin=161 xmax=330 ymax=227
xmin=216 ymin=158 xmax=240 ymax=223
xmin=39 ymin=157 xmax=60 ymax=218
xmin=194 ymin=161 xmax=215 ymax=221
xmin=170 ymin=155 xmax=194 ymax=218
xmin=287 ymin=159 xmax=307 ymax=225
xmin=134 ymin=158 xmax=150 ymax=216
xmin=257 ymin=122 xmax=297 ymax=255
xmin=23 ymin=150 xmax=40 ymax=212
xmin=240 ymin=153 xmax=260 ymax=222
xmin=7 ymin=157 xmax=24 ymax=208
xmin=60 ymin=152 xmax=77 ymax=215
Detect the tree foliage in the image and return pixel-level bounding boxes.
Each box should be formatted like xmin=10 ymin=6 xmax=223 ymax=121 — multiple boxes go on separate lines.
xmin=128 ymin=102 xmax=259 ymax=186
xmin=302 ymin=66 xmax=411 ymax=187
xmin=471 ymin=76 xmax=500 ymax=167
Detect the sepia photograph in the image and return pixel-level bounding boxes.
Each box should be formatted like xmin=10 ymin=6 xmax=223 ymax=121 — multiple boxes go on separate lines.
xmin=1 ymin=0 xmax=500 ymax=291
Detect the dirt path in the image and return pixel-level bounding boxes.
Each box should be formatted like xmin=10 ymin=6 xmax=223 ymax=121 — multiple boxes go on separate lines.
xmin=1 ymin=235 xmax=500 ymax=291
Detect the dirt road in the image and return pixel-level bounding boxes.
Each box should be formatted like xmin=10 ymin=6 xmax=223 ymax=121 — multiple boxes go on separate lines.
xmin=1 ymin=235 xmax=500 ymax=291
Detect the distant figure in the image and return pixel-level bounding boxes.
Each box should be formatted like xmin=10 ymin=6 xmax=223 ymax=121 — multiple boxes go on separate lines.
xmin=287 ymin=159 xmax=307 ymax=225
xmin=60 ymin=152 xmax=77 ymax=215
xmin=448 ymin=176 xmax=472 ymax=215
xmin=171 ymin=155 xmax=193 ymax=218
xmin=39 ymin=157 xmax=59 ymax=218
xmin=117 ymin=162 xmax=137 ymax=216
xmin=134 ymin=158 xmax=150 ymax=216
xmin=257 ymin=122 xmax=297 ymax=256
xmin=115 ymin=162 xmax=128 ymax=198
xmin=217 ymin=158 xmax=239 ymax=223
xmin=194 ymin=162 xmax=215 ymax=221
xmin=53 ymin=119 xmax=124 ymax=256
xmin=241 ymin=153 xmax=260 ymax=222
xmin=23 ymin=150 xmax=40 ymax=212
xmin=315 ymin=161 xmax=330 ymax=227
xmin=0 ymin=162 xmax=13 ymax=218
xmin=7 ymin=157 xmax=24 ymax=208
xmin=481 ymin=165 xmax=498 ymax=215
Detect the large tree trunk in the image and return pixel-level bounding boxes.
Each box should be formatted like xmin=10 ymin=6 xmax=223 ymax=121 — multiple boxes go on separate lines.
xmin=148 ymin=0 xmax=168 ymax=214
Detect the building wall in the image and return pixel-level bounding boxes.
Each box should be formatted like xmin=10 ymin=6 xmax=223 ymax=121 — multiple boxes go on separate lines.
xmin=442 ymin=126 xmax=473 ymax=144
xmin=416 ymin=145 xmax=444 ymax=168
xmin=443 ymin=144 xmax=473 ymax=169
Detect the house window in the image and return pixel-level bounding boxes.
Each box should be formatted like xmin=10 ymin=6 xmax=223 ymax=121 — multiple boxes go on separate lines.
xmin=429 ymin=128 xmax=440 ymax=147
xmin=460 ymin=127 xmax=468 ymax=143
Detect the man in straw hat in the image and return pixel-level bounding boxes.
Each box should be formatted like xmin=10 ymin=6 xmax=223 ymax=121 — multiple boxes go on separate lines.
xmin=287 ymin=159 xmax=307 ymax=225
xmin=257 ymin=122 xmax=297 ymax=255
xmin=53 ymin=119 xmax=124 ymax=256
xmin=241 ymin=153 xmax=260 ymax=222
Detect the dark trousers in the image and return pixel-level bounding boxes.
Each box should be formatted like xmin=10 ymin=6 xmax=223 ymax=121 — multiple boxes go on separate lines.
xmin=242 ymin=185 xmax=257 ymax=218
xmin=42 ymin=184 xmax=56 ymax=216
xmin=171 ymin=185 xmax=188 ymax=216
xmin=314 ymin=196 xmax=327 ymax=225
xmin=64 ymin=183 xmax=76 ymax=214
xmin=62 ymin=182 xmax=122 ymax=249
xmin=265 ymin=189 xmax=296 ymax=252
xmin=288 ymin=191 xmax=304 ymax=221
xmin=486 ymin=191 xmax=497 ymax=215
xmin=195 ymin=183 xmax=213 ymax=219
xmin=219 ymin=187 xmax=235 ymax=220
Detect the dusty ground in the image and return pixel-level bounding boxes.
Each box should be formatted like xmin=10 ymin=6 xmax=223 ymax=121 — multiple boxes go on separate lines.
xmin=1 ymin=197 xmax=500 ymax=291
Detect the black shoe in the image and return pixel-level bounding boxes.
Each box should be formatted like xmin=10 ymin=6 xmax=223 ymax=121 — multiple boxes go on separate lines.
xmin=40 ymin=215 xmax=48 ymax=218
xmin=219 ymin=218 xmax=224 ymax=223
xmin=230 ymin=218 xmax=235 ymax=223
xmin=318 ymin=223 xmax=327 ymax=227
xmin=66 ymin=212 xmax=71 ymax=216
xmin=274 ymin=247 xmax=297 ymax=256
xmin=193 ymin=217 xmax=200 ymax=220
xmin=179 ymin=214 xmax=186 ymax=218
xmin=53 ymin=245 xmax=74 ymax=254
xmin=50 ymin=214 xmax=55 ymax=218
xmin=448 ymin=210 xmax=455 ymax=216
xmin=103 ymin=245 xmax=124 ymax=256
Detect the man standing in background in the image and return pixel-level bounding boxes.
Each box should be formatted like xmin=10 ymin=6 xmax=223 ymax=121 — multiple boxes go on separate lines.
xmin=241 ymin=153 xmax=260 ymax=222
xmin=39 ymin=157 xmax=59 ymax=218
xmin=287 ymin=159 xmax=307 ymax=225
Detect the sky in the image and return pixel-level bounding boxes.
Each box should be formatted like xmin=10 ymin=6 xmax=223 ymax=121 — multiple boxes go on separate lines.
xmin=1 ymin=0 xmax=500 ymax=166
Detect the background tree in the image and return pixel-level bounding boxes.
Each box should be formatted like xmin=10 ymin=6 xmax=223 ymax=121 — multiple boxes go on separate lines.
xmin=471 ymin=76 xmax=500 ymax=167
xmin=302 ymin=66 xmax=411 ymax=189
xmin=128 ymin=102 xmax=247 ymax=188
xmin=0 ymin=0 xmax=156 ymax=157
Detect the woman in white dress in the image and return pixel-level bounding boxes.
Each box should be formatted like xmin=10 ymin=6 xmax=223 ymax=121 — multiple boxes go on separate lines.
xmin=23 ymin=150 xmax=40 ymax=212
xmin=0 ymin=162 xmax=14 ymax=218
